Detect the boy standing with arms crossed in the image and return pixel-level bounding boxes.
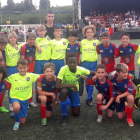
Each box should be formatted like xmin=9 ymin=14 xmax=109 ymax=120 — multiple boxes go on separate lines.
xmin=97 ymin=32 xmax=119 ymax=74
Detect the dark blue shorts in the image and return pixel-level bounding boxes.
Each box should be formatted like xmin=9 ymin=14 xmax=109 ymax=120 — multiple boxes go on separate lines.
xmin=36 ymin=93 xmax=53 ymax=111
xmin=35 ymin=60 xmax=50 ymax=74
xmin=105 ymin=97 xmax=115 ymax=111
xmin=51 ymin=59 xmax=65 ymax=76
xmin=115 ymin=97 xmax=126 ymax=113
xmin=11 ymin=98 xmax=29 ymax=118
xmin=59 ymin=89 xmax=80 ymax=107
xmin=82 ymin=61 xmax=97 ymax=78
xmin=6 ymin=66 xmax=18 ymax=76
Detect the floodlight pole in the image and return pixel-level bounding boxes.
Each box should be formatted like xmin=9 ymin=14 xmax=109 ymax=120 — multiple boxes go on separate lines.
xmin=72 ymin=0 xmax=75 ymax=25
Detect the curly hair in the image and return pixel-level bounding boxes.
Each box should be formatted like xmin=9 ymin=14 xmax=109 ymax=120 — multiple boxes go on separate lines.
xmin=0 ymin=64 xmax=8 ymax=80
xmin=83 ymin=25 xmax=95 ymax=36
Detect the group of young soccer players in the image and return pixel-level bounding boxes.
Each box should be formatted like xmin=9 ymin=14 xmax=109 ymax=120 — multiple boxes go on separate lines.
xmin=0 ymin=23 xmax=139 ymax=131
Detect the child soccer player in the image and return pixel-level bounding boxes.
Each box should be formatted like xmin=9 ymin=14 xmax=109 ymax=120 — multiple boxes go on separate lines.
xmin=5 ymin=59 xmax=40 ymax=130
xmin=34 ymin=25 xmax=51 ymax=100
xmin=20 ymin=32 xmax=37 ymax=107
xmin=36 ymin=63 xmax=58 ymax=125
xmin=50 ymin=26 xmax=69 ymax=76
xmin=87 ymin=64 xmax=116 ymax=123
xmin=118 ymin=33 xmax=138 ymax=75
xmin=0 ymin=37 xmax=7 ymax=67
xmin=111 ymin=63 xmax=134 ymax=127
xmin=80 ymin=25 xmax=98 ymax=106
xmin=0 ymin=64 xmax=11 ymax=112
xmin=5 ymin=32 xmax=23 ymax=113
xmin=96 ymin=32 xmax=119 ymax=74
xmin=66 ymin=30 xmax=80 ymax=65
xmin=55 ymin=54 xmax=96 ymax=125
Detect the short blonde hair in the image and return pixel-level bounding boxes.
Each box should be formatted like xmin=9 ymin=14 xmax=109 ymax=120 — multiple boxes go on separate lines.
xmin=37 ymin=24 xmax=46 ymax=31
xmin=83 ymin=25 xmax=95 ymax=36
xmin=115 ymin=63 xmax=128 ymax=73
xmin=8 ymin=32 xmax=18 ymax=44
xmin=44 ymin=62 xmax=55 ymax=71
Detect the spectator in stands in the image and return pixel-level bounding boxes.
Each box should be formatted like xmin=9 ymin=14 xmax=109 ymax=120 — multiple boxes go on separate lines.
xmin=135 ymin=20 xmax=139 ymax=27
xmin=105 ymin=22 xmax=110 ymax=28
xmin=28 ymin=26 xmax=32 ymax=32
xmin=85 ymin=16 xmax=89 ymax=21
xmin=131 ymin=19 xmax=135 ymax=27
xmin=32 ymin=27 xmax=36 ymax=33
xmin=97 ymin=10 xmax=100 ymax=16
xmin=63 ymin=21 xmax=66 ymax=26
xmin=90 ymin=10 xmax=93 ymax=16
xmin=18 ymin=28 xmax=23 ymax=38
xmin=93 ymin=10 xmax=96 ymax=17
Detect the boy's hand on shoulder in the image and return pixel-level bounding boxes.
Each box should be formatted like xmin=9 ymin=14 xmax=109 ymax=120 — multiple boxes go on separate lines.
xmin=92 ymin=75 xmax=97 ymax=82
xmin=37 ymin=47 xmax=42 ymax=53
xmin=53 ymin=75 xmax=57 ymax=81
xmin=78 ymin=42 xmax=81 ymax=48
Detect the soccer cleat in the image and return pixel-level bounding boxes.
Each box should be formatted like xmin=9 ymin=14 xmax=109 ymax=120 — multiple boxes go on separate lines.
xmin=97 ymin=115 xmax=103 ymax=123
xmin=10 ymin=112 xmax=14 ymax=118
xmin=90 ymin=98 xmax=94 ymax=104
xmin=127 ymin=118 xmax=134 ymax=127
xmin=0 ymin=106 xmax=9 ymax=113
xmin=41 ymin=118 xmax=47 ymax=126
xmin=29 ymin=101 xmax=38 ymax=107
xmin=60 ymin=115 xmax=68 ymax=125
xmin=13 ymin=122 xmax=20 ymax=130
xmin=86 ymin=99 xmax=93 ymax=107
xmin=9 ymin=104 xmax=13 ymax=111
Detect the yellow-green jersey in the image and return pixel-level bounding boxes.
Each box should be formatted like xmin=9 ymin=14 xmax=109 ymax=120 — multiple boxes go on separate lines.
xmin=35 ymin=37 xmax=51 ymax=60
xmin=57 ymin=65 xmax=90 ymax=91
xmin=5 ymin=73 xmax=40 ymax=101
xmin=80 ymin=39 xmax=98 ymax=62
xmin=5 ymin=44 xmax=22 ymax=66
xmin=94 ymin=39 xmax=100 ymax=46
xmin=136 ymin=45 xmax=140 ymax=65
xmin=51 ymin=38 xmax=69 ymax=60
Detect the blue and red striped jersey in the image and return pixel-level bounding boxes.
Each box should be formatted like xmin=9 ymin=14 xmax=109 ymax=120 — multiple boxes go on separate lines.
xmin=97 ymin=43 xmax=119 ymax=74
xmin=118 ymin=43 xmax=138 ymax=71
xmin=87 ymin=77 xmax=116 ymax=99
xmin=0 ymin=80 xmax=11 ymax=98
xmin=20 ymin=44 xmax=35 ymax=72
xmin=66 ymin=43 xmax=80 ymax=65
xmin=37 ymin=75 xmax=58 ymax=101
xmin=111 ymin=75 xmax=133 ymax=95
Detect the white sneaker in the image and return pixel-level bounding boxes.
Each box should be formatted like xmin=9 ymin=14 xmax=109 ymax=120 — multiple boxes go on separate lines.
xmin=97 ymin=115 xmax=103 ymax=123
xmin=29 ymin=101 xmax=37 ymax=107
xmin=9 ymin=103 xmax=13 ymax=111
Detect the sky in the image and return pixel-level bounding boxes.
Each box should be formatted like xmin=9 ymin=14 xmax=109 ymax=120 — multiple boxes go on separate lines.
xmin=1 ymin=0 xmax=72 ymax=7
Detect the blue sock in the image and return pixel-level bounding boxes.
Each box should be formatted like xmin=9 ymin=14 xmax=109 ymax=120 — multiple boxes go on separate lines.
xmin=13 ymin=112 xmax=20 ymax=122
xmin=86 ymin=84 xmax=89 ymax=94
xmin=87 ymin=85 xmax=94 ymax=100
xmin=60 ymin=100 xmax=67 ymax=116
xmin=67 ymin=98 xmax=71 ymax=110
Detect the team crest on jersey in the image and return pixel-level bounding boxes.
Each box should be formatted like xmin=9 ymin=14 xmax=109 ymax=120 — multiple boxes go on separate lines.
xmin=67 ymin=48 xmax=70 ymax=50
xmin=110 ymin=50 xmax=113 ymax=53
xmin=100 ymin=50 xmax=103 ymax=52
xmin=52 ymin=85 xmax=54 ymax=88
xmin=27 ymin=50 xmax=29 ymax=52
xmin=28 ymin=56 xmax=33 ymax=63
xmin=120 ymin=51 xmax=123 ymax=53
xmin=124 ymin=56 xmax=131 ymax=64
xmin=105 ymin=88 xmax=107 ymax=91
xmin=26 ymin=77 xmax=30 ymax=81
xmin=63 ymin=42 xmax=66 ymax=45
xmin=124 ymin=84 xmax=127 ymax=88
xmin=1 ymin=60 xmax=5 ymax=65
xmin=129 ymin=48 xmax=132 ymax=52
xmin=15 ymin=47 xmax=18 ymax=50
xmin=2 ymin=85 xmax=5 ymax=89
xmin=93 ymin=43 xmax=96 ymax=46
xmin=103 ymin=57 xmax=110 ymax=64
xmin=77 ymin=74 xmax=80 ymax=78
xmin=47 ymin=37 xmax=50 ymax=41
